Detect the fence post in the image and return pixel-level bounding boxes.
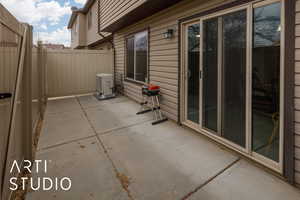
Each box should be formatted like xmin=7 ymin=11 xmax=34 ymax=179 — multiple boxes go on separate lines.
xmin=37 ymin=41 xmax=43 ymax=118
xmin=22 ymin=23 xmax=33 ymax=161
xmin=43 ymin=48 xmax=47 ymax=104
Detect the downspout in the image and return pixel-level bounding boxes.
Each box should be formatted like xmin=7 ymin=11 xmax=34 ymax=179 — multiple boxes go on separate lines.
xmin=98 ymin=32 xmax=116 ymax=88
xmin=97 ymin=0 xmax=116 ymax=88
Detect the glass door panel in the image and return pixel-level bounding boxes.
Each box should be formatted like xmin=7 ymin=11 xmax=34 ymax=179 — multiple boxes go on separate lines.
xmin=126 ymin=37 xmax=135 ymax=79
xmin=135 ymin=31 xmax=148 ymax=82
xmin=222 ymin=10 xmax=247 ymax=147
xmin=187 ymin=23 xmax=200 ymax=123
xmin=252 ymin=2 xmax=281 ymax=162
xmin=202 ymin=18 xmax=219 ymax=132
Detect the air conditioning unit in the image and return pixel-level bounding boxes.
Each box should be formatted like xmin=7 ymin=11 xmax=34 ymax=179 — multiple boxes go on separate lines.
xmin=95 ymin=73 xmax=115 ymax=100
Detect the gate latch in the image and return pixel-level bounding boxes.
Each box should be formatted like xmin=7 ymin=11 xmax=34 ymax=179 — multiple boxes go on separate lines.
xmin=0 ymin=93 xmax=12 ymax=100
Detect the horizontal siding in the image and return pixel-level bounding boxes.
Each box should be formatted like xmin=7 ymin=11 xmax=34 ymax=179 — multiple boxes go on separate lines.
xmin=296 ymin=0 xmax=300 ymax=186
xmin=100 ymin=0 xmax=146 ymax=31
xmin=113 ymin=0 xmax=300 ymax=187
xmin=86 ymin=0 xmax=102 ymax=45
xmin=114 ymin=0 xmax=236 ymax=122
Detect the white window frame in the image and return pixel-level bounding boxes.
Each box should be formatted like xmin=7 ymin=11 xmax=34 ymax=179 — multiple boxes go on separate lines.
xmin=125 ymin=30 xmax=149 ymax=83
xmin=74 ymin=21 xmax=78 ymax=35
xmin=88 ymin=10 xmax=92 ymax=29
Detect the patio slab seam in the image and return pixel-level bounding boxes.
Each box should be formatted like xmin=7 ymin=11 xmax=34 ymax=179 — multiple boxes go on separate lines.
xmin=76 ymin=96 xmax=136 ymax=200
xmin=181 ymin=158 xmax=241 ymax=200
xmin=75 ymin=96 xmax=152 ymax=140
xmin=95 ymin=134 xmax=135 ymax=200
xmin=45 ymin=109 xmax=83 ymax=116
xmin=37 ymin=135 xmax=96 ymax=152
xmin=76 ymin=96 xmax=243 ymax=200
xmin=98 ymin=119 xmax=154 ymax=136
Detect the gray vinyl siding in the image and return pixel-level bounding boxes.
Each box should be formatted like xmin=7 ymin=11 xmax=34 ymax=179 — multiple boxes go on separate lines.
xmin=113 ymin=0 xmax=233 ymax=121
xmin=295 ymin=0 xmax=300 ymax=186
xmin=114 ymin=0 xmax=300 ymax=187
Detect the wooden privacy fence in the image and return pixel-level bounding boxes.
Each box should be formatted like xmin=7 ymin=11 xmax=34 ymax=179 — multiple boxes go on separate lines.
xmin=0 ymin=4 xmax=46 ymax=200
xmin=46 ymin=49 xmax=113 ymax=98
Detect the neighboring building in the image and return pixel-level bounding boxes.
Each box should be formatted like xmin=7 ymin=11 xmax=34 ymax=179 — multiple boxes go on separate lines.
xmin=70 ymin=0 xmax=299 ymax=188
xmin=41 ymin=43 xmax=67 ymax=50
xmin=68 ymin=0 xmax=111 ymax=49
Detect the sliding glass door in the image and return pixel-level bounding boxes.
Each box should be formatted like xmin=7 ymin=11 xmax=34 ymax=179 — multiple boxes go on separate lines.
xmin=202 ymin=9 xmax=247 ymax=147
xmin=183 ymin=0 xmax=284 ymax=170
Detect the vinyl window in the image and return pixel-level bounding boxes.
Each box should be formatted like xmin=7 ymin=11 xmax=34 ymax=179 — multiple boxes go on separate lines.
xmin=126 ymin=31 xmax=148 ymax=83
xmin=88 ymin=11 xmax=92 ymax=29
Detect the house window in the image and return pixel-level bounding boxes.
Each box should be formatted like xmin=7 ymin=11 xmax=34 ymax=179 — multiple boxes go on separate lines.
xmin=88 ymin=11 xmax=92 ymax=29
xmin=126 ymin=31 xmax=148 ymax=82
xmin=74 ymin=22 xmax=77 ymax=35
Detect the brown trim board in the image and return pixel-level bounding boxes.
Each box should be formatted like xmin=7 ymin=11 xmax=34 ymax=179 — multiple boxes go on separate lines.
xmin=101 ymin=0 xmax=184 ymax=32
xmin=87 ymin=34 xmax=113 ymax=48
xmin=179 ymin=0 xmax=255 ymax=23
xmin=283 ymin=0 xmax=295 ymax=185
xmin=177 ymin=20 xmax=181 ymax=125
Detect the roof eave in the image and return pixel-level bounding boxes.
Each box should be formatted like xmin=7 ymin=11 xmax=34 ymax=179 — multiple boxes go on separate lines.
xmin=67 ymin=12 xmax=78 ymax=29
xmin=67 ymin=0 xmax=96 ymax=29
xmin=101 ymin=0 xmax=184 ymax=32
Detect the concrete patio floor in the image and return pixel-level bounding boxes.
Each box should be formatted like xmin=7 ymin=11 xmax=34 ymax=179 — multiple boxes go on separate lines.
xmin=26 ymin=95 xmax=300 ymax=200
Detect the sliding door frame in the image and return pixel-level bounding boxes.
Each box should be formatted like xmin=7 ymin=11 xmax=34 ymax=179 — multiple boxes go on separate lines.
xmin=183 ymin=20 xmax=202 ymax=129
xmin=200 ymin=4 xmax=250 ymax=154
xmin=180 ymin=0 xmax=285 ymax=174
